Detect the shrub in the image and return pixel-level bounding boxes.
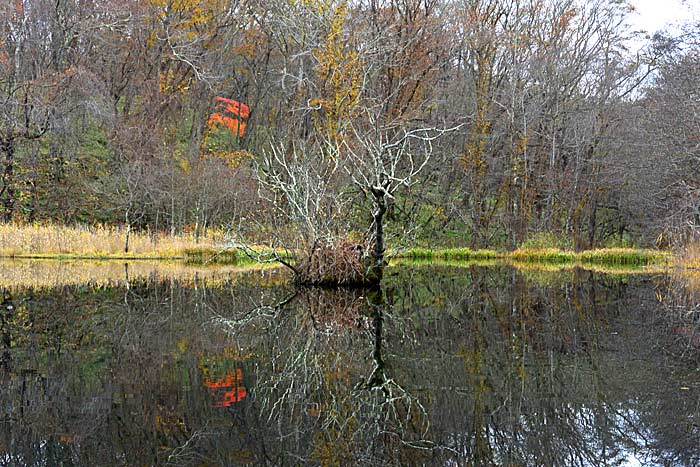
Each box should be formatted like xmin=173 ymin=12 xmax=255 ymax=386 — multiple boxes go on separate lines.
xmin=294 ymin=239 xmax=370 ymax=286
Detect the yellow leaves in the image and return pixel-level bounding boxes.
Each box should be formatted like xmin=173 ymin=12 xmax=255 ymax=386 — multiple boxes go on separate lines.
xmin=312 ymin=0 xmax=362 ymax=144
xmin=432 ymin=205 xmax=448 ymax=223
xmin=462 ymin=64 xmax=493 ymax=175
xmin=289 ymin=0 xmax=331 ymax=16
xmin=202 ymin=128 xmax=252 ymax=166
xmin=212 ymin=149 xmax=254 ymax=170
xmin=159 ymin=69 xmax=191 ymax=95
xmin=177 ymin=338 xmax=188 ymax=354
xmin=149 ymin=0 xmax=229 ymax=44
xmin=462 ymin=116 xmax=491 ymax=175
xmin=517 ymin=362 xmax=528 ymax=380
xmin=515 ymin=134 xmax=529 ymax=156
xmin=158 ymin=70 xmax=173 ymax=94
xmin=178 ymin=156 xmax=191 ymax=175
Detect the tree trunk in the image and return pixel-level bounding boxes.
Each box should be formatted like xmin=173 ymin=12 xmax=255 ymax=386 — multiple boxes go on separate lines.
xmin=124 ymin=208 xmax=131 ymax=253
xmin=588 ymin=196 xmax=597 ymax=249
xmin=364 ymin=288 xmax=386 ymax=388
xmin=0 ymin=141 xmax=16 ymax=223
xmin=369 ymin=189 xmax=387 ymax=284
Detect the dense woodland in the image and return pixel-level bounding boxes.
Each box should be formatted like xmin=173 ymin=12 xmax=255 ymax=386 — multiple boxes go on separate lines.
xmin=1 ymin=0 xmax=699 ymax=253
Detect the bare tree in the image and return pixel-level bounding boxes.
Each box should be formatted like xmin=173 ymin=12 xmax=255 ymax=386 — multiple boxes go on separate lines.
xmin=343 ymin=115 xmax=461 ymax=281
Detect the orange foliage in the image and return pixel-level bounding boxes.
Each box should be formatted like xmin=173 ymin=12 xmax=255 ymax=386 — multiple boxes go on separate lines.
xmin=208 ymin=113 xmax=247 ymax=137
xmin=204 ymin=367 xmax=248 ymax=407
xmin=208 ymin=96 xmax=251 ymax=137
xmin=213 ymin=96 xmax=250 ymax=118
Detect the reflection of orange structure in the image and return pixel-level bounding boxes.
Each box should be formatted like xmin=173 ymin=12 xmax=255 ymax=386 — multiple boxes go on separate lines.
xmin=208 ymin=96 xmax=250 ymax=137
xmin=204 ymin=367 xmax=247 ymax=407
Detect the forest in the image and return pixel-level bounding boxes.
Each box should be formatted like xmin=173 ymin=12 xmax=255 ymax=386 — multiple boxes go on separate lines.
xmin=5 ymin=2 xmax=700 ymax=464
xmin=1 ymin=0 xmax=699 ymax=281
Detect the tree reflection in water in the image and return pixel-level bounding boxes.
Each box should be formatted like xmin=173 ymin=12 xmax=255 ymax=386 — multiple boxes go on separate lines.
xmin=200 ymin=354 xmax=247 ymax=408
xmin=0 ymin=265 xmax=698 ymax=466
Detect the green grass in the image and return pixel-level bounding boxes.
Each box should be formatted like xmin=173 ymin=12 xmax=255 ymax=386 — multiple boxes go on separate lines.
xmin=398 ymin=247 xmax=669 ymax=267
xmin=400 ymin=247 xmax=500 ymax=261
xmin=183 ymin=247 xmax=242 ymax=265
xmin=183 ymin=246 xmax=293 ymax=265
xmin=577 ymin=248 xmax=668 ymax=266
xmin=508 ymin=248 xmax=576 ymax=263
xmin=1 ymin=222 xmax=671 ymax=269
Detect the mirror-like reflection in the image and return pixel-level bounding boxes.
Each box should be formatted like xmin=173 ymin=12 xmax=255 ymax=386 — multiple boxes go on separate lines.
xmin=1 ymin=264 xmax=698 ymax=466
xmin=0 ymin=258 xmax=277 ymax=290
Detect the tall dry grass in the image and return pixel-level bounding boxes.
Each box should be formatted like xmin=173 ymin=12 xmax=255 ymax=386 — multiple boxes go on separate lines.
xmin=675 ymin=242 xmax=700 ymax=270
xmin=0 ymin=259 xmax=281 ymax=290
xmin=671 ymin=242 xmax=700 ymax=297
xmin=0 ymin=223 xmax=227 ymax=258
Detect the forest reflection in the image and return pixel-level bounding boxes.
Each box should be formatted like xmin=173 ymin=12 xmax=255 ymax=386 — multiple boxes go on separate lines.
xmin=0 ymin=264 xmax=699 ymax=466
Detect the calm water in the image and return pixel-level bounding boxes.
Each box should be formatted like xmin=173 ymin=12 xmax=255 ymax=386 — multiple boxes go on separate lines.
xmin=1 ymin=262 xmax=699 ymax=466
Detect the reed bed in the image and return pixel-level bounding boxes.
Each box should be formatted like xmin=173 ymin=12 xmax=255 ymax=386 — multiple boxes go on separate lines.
xmin=670 ymin=243 xmax=700 ymax=296
xmin=0 ymin=259 xmax=279 ymax=290
xmin=0 ymin=223 xmax=671 ymax=270
xmin=0 ymin=223 xmax=226 ymax=258
xmin=674 ymin=243 xmax=700 ymax=270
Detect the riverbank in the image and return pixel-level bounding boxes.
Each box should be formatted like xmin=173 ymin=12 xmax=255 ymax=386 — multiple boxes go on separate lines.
xmin=0 ymin=258 xmax=283 ymax=290
xmin=0 ymin=223 xmax=225 ymax=259
xmin=398 ymin=247 xmax=670 ymax=266
xmin=0 ymin=223 xmax=674 ymax=267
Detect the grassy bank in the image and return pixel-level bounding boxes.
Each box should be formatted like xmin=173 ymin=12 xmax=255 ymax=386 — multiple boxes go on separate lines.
xmin=1 ymin=223 xmax=672 ymax=268
xmin=399 ymin=247 xmax=670 ymax=267
xmin=0 ymin=223 xmax=290 ymax=266
xmin=0 ymin=223 xmax=227 ymax=260
xmin=399 ymin=247 xmax=500 ymax=261
xmin=0 ymin=259 xmax=284 ymax=290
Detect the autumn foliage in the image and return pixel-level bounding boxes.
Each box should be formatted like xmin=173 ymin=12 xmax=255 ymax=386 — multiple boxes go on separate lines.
xmin=203 ymin=365 xmax=248 ymax=408
xmin=208 ymin=97 xmax=251 ymax=137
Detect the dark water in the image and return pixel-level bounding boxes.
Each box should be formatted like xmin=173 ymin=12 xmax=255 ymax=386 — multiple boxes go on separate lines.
xmin=1 ymin=264 xmax=699 ymax=466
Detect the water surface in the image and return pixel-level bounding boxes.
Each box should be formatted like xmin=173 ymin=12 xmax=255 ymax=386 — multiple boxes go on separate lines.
xmin=1 ymin=262 xmax=698 ymax=466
